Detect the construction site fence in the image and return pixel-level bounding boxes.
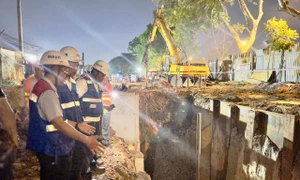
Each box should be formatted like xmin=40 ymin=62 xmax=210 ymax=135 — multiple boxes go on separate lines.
xmin=210 ymin=43 xmax=300 ymax=82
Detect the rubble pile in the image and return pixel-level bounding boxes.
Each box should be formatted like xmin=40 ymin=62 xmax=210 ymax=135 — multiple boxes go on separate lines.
xmin=94 ymin=137 xmax=150 ymax=180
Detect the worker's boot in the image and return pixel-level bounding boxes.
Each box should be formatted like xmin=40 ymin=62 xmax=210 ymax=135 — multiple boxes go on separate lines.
xmin=95 ymin=154 xmax=102 ymax=159
xmin=101 ymin=140 xmax=111 ymax=147
xmin=91 ymin=160 xmax=106 ymax=173
xmin=96 ymin=159 xmax=104 ymax=166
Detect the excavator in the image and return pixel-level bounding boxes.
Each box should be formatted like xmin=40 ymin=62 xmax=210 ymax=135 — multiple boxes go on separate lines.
xmin=143 ymin=8 xmax=210 ymax=87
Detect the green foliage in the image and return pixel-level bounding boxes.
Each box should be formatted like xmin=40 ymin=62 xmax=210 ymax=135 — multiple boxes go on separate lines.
xmin=264 ymin=17 xmax=299 ymax=52
xmin=153 ymin=0 xmax=264 ymax=54
xmin=153 ymin=0 xmax=224 ymax=55
xmin=264 ymin=17 xmax=299 ymax=82
xmin=128 ymin=24 xmax=167 ymax=70
xmin=108 ymin=53 xmax=140 ymax=74
xmin=231 ymin=23 xmax=246 ymax=33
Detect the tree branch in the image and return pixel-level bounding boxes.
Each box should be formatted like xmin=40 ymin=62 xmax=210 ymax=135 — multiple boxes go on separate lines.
xmin=219 ymin=0 xmax=239 ymax=38
xmin=237 ymin=0 xmax=253 ymax=33
xmin=257 ymin=0 xmax=264 ymax=20
xmin=278 ymin=0 xmax=300 ymax=20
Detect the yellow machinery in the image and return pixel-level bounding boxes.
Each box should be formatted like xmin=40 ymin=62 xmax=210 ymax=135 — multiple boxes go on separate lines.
xmin=143 ymin=8 xmax=210 ymax=85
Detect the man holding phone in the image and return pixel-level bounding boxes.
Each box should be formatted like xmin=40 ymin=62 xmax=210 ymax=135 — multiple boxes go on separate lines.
xmin=76 ymin=60 xmax=113 ymax=172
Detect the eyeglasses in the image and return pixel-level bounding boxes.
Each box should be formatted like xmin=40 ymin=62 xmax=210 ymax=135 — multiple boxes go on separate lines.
xmin=69 ymin=62 xmax=80 ymax=68
xmin=62 ymin=69 xmax=69 ymax=75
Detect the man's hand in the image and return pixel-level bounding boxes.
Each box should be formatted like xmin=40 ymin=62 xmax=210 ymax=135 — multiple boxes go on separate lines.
xmin=52 ymin=117 xmax=105 ymax=154
xmin=78 ymin=122 xmax=96 ymax=135
xmin=104 ymin=105 xmax=113 ymax=112
xmin=85 ymin=135 xmax=105 ymax=155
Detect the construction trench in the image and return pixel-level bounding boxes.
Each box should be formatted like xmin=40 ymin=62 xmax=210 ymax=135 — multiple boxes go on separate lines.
xmin=4 ymin=82 xmax=300 ymax=180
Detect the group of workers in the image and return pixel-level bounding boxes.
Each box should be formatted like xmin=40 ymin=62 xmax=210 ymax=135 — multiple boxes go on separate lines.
xmin=0 ymin=46 xmax=114 ymax=180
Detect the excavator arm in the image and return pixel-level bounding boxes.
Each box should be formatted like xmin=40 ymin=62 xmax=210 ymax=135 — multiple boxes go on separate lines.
xmin=143 ymin=8 xmax=181 ymax=71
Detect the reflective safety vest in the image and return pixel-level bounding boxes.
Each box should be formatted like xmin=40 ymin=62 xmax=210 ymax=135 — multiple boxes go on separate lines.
xmin=26 ymin=79 xmax=75 ymax=157
xmin=102 ymin=93 xmax=111 ymax=105
xmin=102 ymin=82 xmax=112 ymax=106
xmin=79 ymin=76 xmax=103 ymax=122
xmin=101 ymin=82 xmax=112 ymax=115
xmin=102 ymin=92 xmax=111 ymax=115
xmin=57 ymin=81 xmax=83 ymax=124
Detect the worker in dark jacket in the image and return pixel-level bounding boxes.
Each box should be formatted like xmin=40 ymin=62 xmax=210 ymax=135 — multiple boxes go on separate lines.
xmin=58 ymin=46 xmax=97 ymax=180
xmin=76 ymin=60 xmax=113 ymax=172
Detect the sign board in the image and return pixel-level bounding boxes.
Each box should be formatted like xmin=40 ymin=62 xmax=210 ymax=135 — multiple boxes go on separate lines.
xmin=238 ymin=63 xmax=250 ymax=70
xmin=130 ymin=74 xmax=137 ymax=82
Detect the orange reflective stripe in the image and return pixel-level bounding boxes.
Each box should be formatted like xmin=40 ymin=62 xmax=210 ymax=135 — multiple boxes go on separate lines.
xmin=102 ymin=93 xmax=111 ymax=105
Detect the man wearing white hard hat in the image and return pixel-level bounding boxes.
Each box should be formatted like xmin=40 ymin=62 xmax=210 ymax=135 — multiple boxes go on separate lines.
xmin=26 ymin=50 xmax=105 ymax=180
xmin=59 ymin=46 xmax=97 ymax=180
xmin=76 ymin=60 xmax=113 ymax=172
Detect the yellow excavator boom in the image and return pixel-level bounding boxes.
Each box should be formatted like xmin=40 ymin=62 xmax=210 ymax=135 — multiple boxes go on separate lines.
xmin=143 ymin=8 xmax=210 ymax=79
xmin=148 ymin=8 xmax=181 ymax=65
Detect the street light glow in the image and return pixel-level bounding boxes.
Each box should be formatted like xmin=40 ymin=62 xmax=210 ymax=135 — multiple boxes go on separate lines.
xmin=24 ymin=53 xmax=38 ymax=63
xmin=241 ymin=40 xmax=247 ymax=46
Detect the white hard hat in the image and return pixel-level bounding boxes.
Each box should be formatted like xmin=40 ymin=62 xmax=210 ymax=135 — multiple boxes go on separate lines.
xmin=92 ymin=60 xmax=109 ymax=75
xmin=40 ymin=50 xmax=72 ymax=69
xmin=60 ymin=46 xmax=82 ymax=63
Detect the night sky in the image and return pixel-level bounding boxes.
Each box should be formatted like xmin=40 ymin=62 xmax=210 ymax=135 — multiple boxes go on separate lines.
xmin=0 ymin=0 xmax=157 ymax=64
xmin=0 ymin=0 xmax=300 ymax=64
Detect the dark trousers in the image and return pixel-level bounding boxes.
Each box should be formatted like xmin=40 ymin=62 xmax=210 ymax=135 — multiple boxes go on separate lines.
xmin=69 ymin=141 xmax=91 ymax=180
xmin=88 ymin=121 xmax=102 ymax=136
xmin=87 ymin=120 xmax=102 ymax=162
xmin=0 ymin=150 xmax=14 ymax=180
xmin=36 ymin=151 xmax=72 ymax=180
xmin=0 ymin=129 xmax=15 ymax=180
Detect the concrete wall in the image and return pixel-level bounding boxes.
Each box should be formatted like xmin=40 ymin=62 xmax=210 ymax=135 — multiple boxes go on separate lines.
xmin=256 ymin=44 xmax=300 ymax=82
xmin=110 ymin=92 xmax=140 ymax=147
xmin=224 ymin=43 xmax=300 ymax=82
xmin=110 ymin=92 xmax=145 ymax=172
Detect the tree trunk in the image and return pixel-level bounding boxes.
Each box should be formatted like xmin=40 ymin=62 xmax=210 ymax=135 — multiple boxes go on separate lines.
xmin=278 ymin=50 xmax=285 ymax=82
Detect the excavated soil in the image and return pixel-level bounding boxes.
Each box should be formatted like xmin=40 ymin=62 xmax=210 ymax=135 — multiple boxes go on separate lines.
xmin=138 ymin=90 xmax=198 ymax=180
xmin=134 ymin=81 xmax=300 ymax=180
xmin=194 ymin=82 xmax=300 ymax=115
xmin=3 ymin=81 xmax=300 ymax=180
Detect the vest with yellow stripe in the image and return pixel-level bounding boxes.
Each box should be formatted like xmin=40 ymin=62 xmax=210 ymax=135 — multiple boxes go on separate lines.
xmin=57 ymin=81 xmax=83 ymax=124
xmin=26 ymin=79 xmax=75 ymax=157
xmin=102 ymin=92 xmax=111 ymax=115
xmin=79 ymin=76 xmax=103 ymax=122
